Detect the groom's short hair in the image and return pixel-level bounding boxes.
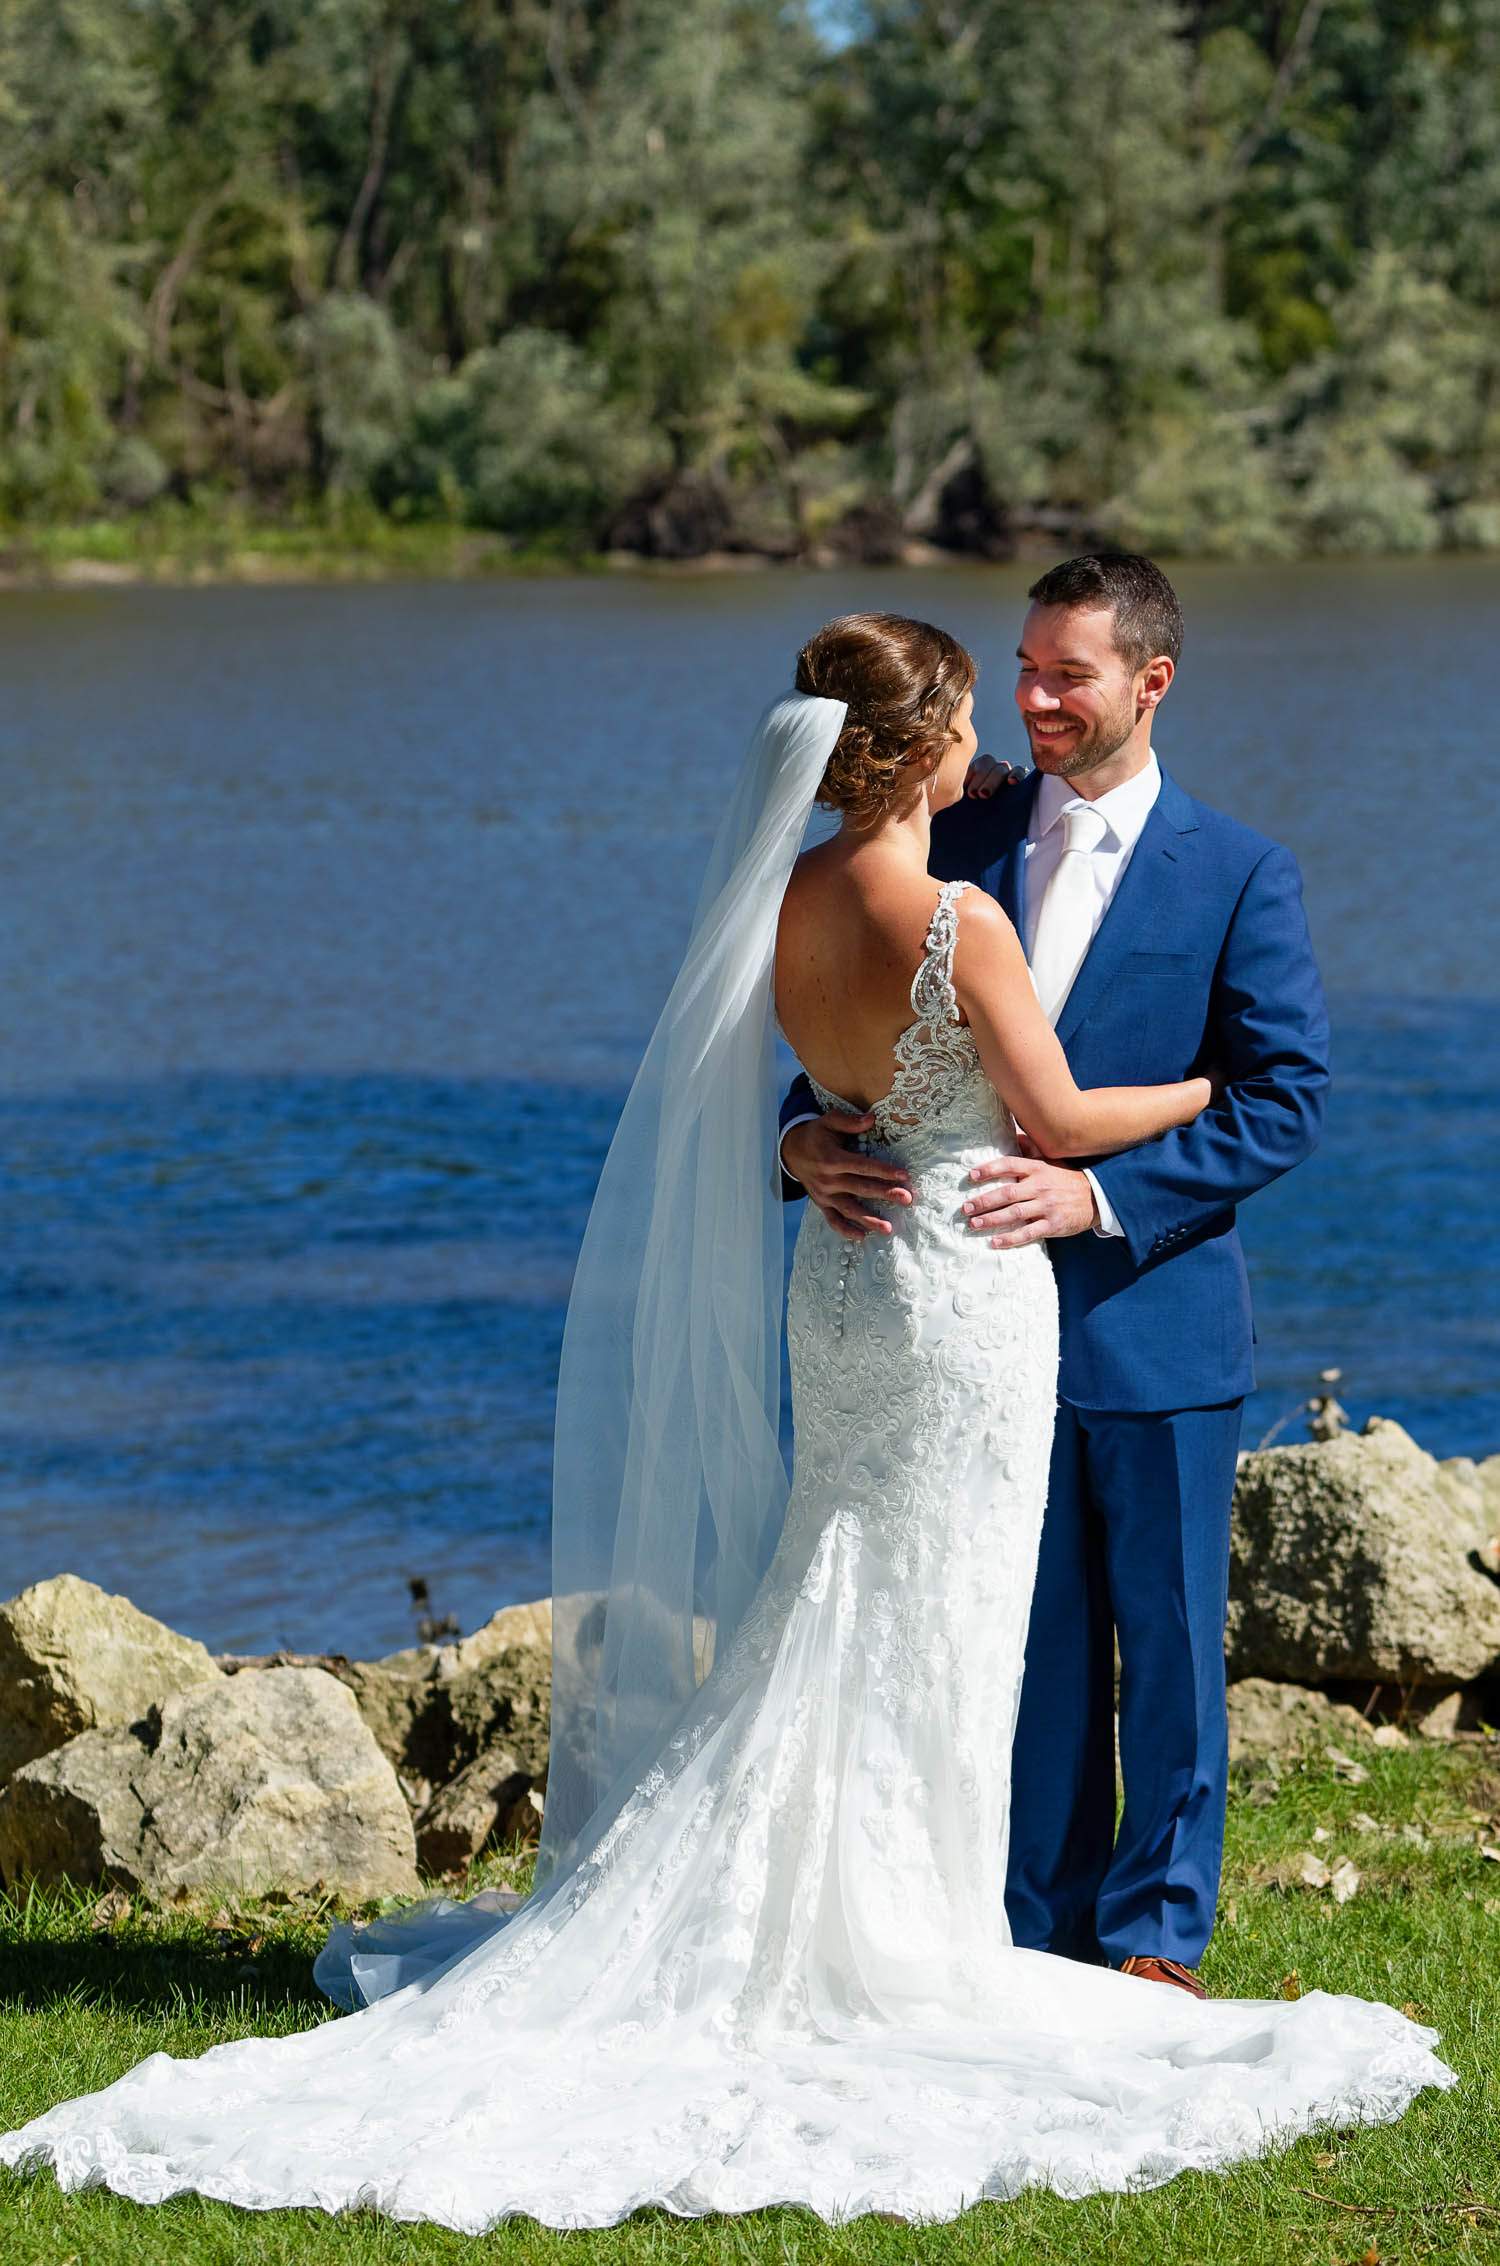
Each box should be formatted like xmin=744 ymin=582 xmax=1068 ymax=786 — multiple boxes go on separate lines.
xmin=1027 ymin=554 xmax=1184 ymax=672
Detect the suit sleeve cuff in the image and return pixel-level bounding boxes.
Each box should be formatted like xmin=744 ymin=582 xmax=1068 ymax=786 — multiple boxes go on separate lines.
xmin=1082 ymin=1169 xmax=1123 ymax=1238
xmin=778 ymin=1111 xmax=819 ymax=1178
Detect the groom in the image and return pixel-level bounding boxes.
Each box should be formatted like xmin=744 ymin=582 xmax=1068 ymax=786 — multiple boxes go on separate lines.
xmin=778 ymin=553 xmax=1330 ymax=1994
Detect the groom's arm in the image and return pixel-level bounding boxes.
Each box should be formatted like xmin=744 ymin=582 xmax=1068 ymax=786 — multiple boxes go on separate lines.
xmin=776 ymin=1076 xmax=913 ymax=1231
xmin=777 ymin=1075 xmax=820 ymax=1202
xmin=1086 ymin=844 xmax=1330 ymax=1264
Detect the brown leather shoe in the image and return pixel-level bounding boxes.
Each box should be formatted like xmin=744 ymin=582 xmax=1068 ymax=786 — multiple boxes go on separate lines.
xmin=1116 ymin=1954 xmax=1207 ymax=1999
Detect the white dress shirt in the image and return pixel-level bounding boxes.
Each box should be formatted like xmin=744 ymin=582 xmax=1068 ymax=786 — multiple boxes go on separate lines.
xmin=1023 ymin=752 xmax=1162 ymax=1236
xmin=780 ymin=752 xmax=1163 ymax=1239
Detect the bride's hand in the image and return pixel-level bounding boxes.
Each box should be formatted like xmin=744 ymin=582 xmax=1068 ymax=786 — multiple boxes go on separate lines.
xmin=964 ymin=753 xmax=1028 ymax=799
xmin=782 ymin=1112 xmax=913 ymax=1241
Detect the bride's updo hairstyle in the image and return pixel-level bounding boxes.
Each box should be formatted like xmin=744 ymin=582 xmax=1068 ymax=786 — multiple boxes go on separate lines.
xmin=795 ymin=611 xmax=977 ymax=829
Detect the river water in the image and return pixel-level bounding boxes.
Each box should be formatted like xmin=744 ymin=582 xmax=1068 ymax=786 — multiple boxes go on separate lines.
xmin=0 ymin=563 xmax=1495 ymax=1655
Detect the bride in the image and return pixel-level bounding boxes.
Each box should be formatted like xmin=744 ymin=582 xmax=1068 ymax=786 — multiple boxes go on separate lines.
xmin=0 ymin=613 xmax=1452 ymax=2230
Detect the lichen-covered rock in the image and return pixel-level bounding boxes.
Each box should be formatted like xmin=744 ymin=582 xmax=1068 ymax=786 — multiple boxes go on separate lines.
xmin=0 ymin=1573 xmax=220 ymax=1782
xmin=212 ymin=1592 xmax=710 ymax=1822
xmin=447 ymin=1596 xmax=553 ymax=1670
xmin=0 ymin=1666 xmax=418 ymax=1901
xmin=1228 ymin=1418 xmax=1500 ymax=1685
xmin=1443 ymin=1453 xmax=1500 ymax=1561
xmin=415 ymin=1743 xmax=534 ymax=1876
xmin=1225 ymin=1677 xmax=1376 ymax=1763
xmin=444 ymin=1646 xmax=551 ymax=1780
xmin=341 ymin=1632 xmax=553 ymax=1793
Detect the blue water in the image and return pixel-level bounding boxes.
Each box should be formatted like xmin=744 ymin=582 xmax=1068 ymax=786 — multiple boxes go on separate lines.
xmin=0 ymin=569 xmax=1496 ymax=1655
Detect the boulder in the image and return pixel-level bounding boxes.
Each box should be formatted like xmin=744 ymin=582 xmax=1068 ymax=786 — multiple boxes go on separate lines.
xmin=1227 ymin=1418 xmax=1500 ymax=1685
xmin=448 ymin=1594 xmax=553 ymax=1667
xmin=414 ymin=1743 xmax=534 ymax=1876
xmin=213 ymin=1591 xmax=705 ymax=1817
xmin=1225 ymin=1677 xmax=1377 ymax=1763
xmin=0 ymin=1666 xmax=418 ymax=1901
xmin=1444 ymin=1452 xmax=1500 ymax=1553
xmin=0 ymin=1573 xmax=220 ymax=1782
xmin=341 ymin=1629 xmax=553 ymax=1792
xmin=445 ymin=1646 xmax=551 ymax=1781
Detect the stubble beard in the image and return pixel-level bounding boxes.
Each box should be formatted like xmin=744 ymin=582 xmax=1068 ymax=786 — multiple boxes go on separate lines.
xmin=1027 ymin=695 xmax=1137 ymax=780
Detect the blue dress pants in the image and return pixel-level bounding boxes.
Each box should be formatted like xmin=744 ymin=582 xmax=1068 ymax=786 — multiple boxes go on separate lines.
xmin=1004 ymin=1396 xmax=1244 ymax=1968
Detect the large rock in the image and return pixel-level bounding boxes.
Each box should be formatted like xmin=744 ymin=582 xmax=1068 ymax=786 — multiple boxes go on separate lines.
xmin=0 ymin=1574 xmax=220 ymax=1782
xmin=0 ymin=1666 xmax=418 ymax=1901
xmin=1228 ymin=1418 xmax=1500 ymax=1685
xmin=213 ymin=1591 xmax=706 ymax=1819
xmin=1225 ymin=1677 xmax=1376 ymax=1764
xmin=415 ymin=1743 xmax=536 ymax=1876
xmin=341 ymin=1629 xmax=553 ymax=1793
xmin=449 ymin=1595 xmax=553 ymax=1665
xmin=1446 ymin=1452 xmax=1500 ymax=1543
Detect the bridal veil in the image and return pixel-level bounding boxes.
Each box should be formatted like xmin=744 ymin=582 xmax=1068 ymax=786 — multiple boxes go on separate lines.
xmin=538 ymin=691 xmax=847 ymax=1886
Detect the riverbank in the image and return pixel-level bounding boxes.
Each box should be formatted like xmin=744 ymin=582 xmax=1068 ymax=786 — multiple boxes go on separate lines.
xmin=0 ymin=515 xmax=580 ymax=589
xmin=10 ymin=510 xmax=1499 ymax=591
xmin=0 ymin=504 xmax=998 ymax=589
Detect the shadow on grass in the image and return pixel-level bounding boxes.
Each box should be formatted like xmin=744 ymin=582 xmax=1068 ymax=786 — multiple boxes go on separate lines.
xmin=0 ymin=1930 xmax=332 ymax=2021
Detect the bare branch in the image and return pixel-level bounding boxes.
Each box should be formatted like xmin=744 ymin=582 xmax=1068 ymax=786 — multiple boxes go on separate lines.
xmin=1226 ymin=0 xmax=1328 ymax=182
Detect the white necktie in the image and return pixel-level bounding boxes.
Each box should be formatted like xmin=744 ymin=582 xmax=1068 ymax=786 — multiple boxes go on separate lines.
xmin=1029 ymin=802 xmax=1109 ymax=1025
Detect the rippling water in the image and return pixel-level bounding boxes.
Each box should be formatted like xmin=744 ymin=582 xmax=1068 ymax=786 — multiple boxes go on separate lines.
xmin=1 ymin=565 xmax=1495 ymax=1655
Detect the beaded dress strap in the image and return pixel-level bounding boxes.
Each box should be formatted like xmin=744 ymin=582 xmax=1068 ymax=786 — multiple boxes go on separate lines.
xmin=909 ymin=880 xmax=970 ymax=1031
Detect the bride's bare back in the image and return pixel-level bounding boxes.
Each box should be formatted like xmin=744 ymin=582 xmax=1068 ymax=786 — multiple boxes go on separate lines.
xmin=775 ymin=840 xmax=958 ymax=1111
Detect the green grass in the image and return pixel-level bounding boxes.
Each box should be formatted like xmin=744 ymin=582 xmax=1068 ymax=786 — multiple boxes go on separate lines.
xmin=2 ymin=1742 xmax=1498 ymax=2266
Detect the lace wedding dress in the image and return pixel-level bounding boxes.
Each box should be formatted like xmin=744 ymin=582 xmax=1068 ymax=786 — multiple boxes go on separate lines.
xmin=0 ymin=882 xmax=1453 ymax=2230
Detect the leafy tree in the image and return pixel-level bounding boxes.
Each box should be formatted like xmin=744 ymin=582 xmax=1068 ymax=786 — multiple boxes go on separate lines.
xmin=1 ymin=0 xmax=1498 ymax=553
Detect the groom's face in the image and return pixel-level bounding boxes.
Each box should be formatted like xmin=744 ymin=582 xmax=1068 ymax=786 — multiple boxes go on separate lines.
xmin=1014 ymin=603 xmax=1139 ymax=778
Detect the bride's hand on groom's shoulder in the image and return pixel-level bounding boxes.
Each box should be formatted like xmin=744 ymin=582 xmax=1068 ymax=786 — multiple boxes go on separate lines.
xmin=964 ymin=754 xmax=1029 ymax=799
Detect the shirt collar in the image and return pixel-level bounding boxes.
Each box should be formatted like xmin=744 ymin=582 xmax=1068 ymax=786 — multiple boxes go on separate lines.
xmin=1030 ymin=750 xmax=1162 ymax=851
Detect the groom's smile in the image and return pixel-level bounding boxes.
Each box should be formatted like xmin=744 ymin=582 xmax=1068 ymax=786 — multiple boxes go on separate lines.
xmin=1014 ymin=598 xmax=1164 ymax=789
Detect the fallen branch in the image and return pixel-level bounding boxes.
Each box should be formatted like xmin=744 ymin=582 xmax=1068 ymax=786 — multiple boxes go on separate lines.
xmin=1294 ymin=2185 xmax=1499 ymax=2226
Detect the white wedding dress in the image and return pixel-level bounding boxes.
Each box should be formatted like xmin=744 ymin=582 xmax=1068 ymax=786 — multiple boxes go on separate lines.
xmin=0 ymin=882 xmax=1453 ymax=2229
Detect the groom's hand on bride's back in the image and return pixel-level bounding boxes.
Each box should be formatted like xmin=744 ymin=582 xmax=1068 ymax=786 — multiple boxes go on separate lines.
xmin=781 ymin=1113 xmax=913 ymax=1242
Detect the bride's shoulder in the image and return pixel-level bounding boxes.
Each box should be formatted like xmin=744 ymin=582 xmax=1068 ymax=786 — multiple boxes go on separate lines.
xmin=942 ymin=882 xmax=1006 ymax=937
xmin=945 ymin=885 xmax=1025 ymax=975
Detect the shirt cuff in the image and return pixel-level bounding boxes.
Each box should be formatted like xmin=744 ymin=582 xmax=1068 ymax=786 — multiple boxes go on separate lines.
xmin=778 ymin=1111 xmax=820 ymax=1176
xmin=1082 ymin=1169 xmax=1123 ymax=1238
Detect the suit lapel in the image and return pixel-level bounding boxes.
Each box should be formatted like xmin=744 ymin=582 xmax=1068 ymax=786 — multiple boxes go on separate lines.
xmin=1052 ymin=769 xmax=1200 ymax=1050
xmin=975 ymin=772 xmax=1038 ymax=937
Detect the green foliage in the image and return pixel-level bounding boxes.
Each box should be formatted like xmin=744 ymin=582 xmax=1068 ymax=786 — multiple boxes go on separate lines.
xmin=386 ymin=331 xmax=657 ymax=533
xmin=3 ymin=0 xmax=1500 ymax=555
xmin=295 ymin=292 xmax=410 ymax=493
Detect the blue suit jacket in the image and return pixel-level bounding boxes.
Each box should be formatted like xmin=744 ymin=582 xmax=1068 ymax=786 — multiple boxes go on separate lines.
xmin=779 ymin=769 xmax=1330 ymax=1411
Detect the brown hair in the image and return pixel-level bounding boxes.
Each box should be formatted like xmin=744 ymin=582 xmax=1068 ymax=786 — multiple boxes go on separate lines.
xmin=795 ymin=612 xmax=977 ymax=829
xmin=1027 ymin=553 xmax=1184 ymax=670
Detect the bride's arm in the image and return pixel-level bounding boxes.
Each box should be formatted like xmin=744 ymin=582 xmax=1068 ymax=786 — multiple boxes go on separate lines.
xmin=952 ymin=894 xmax=1209 ymax=1157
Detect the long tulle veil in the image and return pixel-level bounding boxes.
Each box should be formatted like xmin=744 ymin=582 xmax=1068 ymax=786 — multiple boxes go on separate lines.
xmin=314 ymin=689 xmax=845 ymax=2008
xmin=537 ymin=690 xmax=847 ymax=1887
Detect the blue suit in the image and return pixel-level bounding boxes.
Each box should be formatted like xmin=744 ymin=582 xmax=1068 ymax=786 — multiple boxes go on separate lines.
xmin=780 ymin=767 xmax=1329 ymax=1966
